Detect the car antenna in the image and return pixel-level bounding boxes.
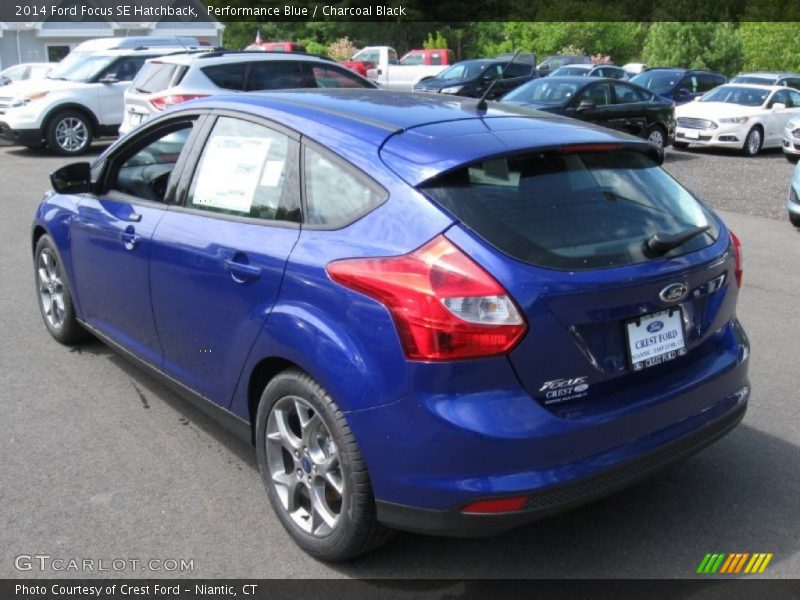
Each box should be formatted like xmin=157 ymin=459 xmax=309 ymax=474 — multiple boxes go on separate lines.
xmin=472 ymin=50 xmax=521 ymax=114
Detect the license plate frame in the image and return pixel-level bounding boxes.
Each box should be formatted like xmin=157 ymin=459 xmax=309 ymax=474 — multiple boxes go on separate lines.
xmin=684 ymin=129 xmax=700 ymax=139
xmin=624 ymin=308 xmax=687 ymax=371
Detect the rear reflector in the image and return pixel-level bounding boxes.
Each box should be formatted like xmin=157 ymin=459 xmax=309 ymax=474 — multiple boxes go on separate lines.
xmin=462 ymin=496 xmax=528 ymax=514
xmin=730 ymin=230 xmax=743 ymax=288
xmin=327 ymin=235 xmax=527 ymax=361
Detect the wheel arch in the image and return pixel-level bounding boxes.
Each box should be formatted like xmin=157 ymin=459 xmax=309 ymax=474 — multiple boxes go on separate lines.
xmin=32 ymin=224 xmax=48 ymax=256
xmin=247 ymin=356 xmax=299 ymax=443
xmin=43 ymin=103 xmax=100 ymax=137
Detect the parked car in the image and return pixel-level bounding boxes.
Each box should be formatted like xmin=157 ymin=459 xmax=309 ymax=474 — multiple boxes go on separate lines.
xmin=788 ymin=161 xmax=800 ymax=226
xmin=413 ymin=59 xmax=536 ymax=99
xmin=34 ymin=89 xmax=749 ymax=560
xmin=781 ymin=117 xmax=800 ymax=161
xmin=57 ymin=36 xmax=203 ymax=70
xmin=536 ymin=54 xmax=592 ymax=77
xmin=245 ymin=41 xmax=307 ymax=53
xmin=674 ymin=84 xmax=800 ymax=156
xmin=502 ymin=76 xmax=676 ymax=148
xmin=0 ymin=62 xmax=53 ymax=86
xmin=550 ymin=64 xmax=629 ymax=80
xmin=120 ymin=51 xmax=376 ymax=135
xmin=631 ymin=68 xmax=726 ymax=104
xmin=350 ymin=46 xmax=453 ymax=90
xmin=731 ymin=71 xmax=800 ymax=90
xmin=0 ymin=45 xmax=199 ymax=155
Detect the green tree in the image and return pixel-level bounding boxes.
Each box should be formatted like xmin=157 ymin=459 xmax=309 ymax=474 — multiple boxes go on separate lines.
xmin=642 ymin=23 xmax=743 ymax=76
xmin=423 ymin=31 xmax=448 ymax=50
xmin=738 ymin=22 xmax=800 ymax=72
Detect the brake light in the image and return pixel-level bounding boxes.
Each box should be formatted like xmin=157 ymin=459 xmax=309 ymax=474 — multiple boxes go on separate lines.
xmin=149 ymin=94 xmax=209 ymax=111
xmin=462 ymin=496 xmax=528 ymax=514
xmin=326 ymin=235 xmax=527 ymax=361
xmin=730 ymin=230 xmax=743 ymax=288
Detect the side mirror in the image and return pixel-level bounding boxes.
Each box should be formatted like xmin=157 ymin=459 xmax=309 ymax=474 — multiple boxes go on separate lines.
xmin=50 ymin=162 xmax=92 ymax=194
xmin=98 ymin=74 xmax=119 ymax=84
xmin=772 ymin=102 xmax=786 ymax=110
xmin=577 ymin=99 xmax=596 ymax=111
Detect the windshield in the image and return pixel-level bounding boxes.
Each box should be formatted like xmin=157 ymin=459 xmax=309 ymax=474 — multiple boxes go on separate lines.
xmin=551 ymin=66 xmax=590 ymax=77
xmin=435 ymin=62 xmax=490 ymax=81
xmin=421 ymin=150 xmax=716 ymax=270
xmin=48 ymin=54 xmax=115 ymax=82
xmin=631 ymin=71 xmax=681 ymax=93
xmin=700 ymin=85 xmax=769 ymax=106
xmin=503 ymin=79 xmax=580 ymax=105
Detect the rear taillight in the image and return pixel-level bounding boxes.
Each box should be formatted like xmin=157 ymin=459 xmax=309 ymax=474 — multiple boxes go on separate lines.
xmin=730 ymin=231 xmax=742 ymax=288
xmin=326 ymin=235 xmax=527 ymax=361
xmin=149 ymin=94 xmax=209 ymax=111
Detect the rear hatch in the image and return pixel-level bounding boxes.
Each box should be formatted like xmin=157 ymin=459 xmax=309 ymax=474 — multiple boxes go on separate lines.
xmin=123 ymin=60 xmax=189 ymax=131
xmin=412 ymin=142 xmax=739 ymax=415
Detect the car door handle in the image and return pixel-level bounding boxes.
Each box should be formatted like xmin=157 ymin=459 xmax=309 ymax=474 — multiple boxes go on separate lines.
xmin=224 ymin=259 xmax=261 ymax=282
xmin=120 ymin=229 xmax=140 ymax=250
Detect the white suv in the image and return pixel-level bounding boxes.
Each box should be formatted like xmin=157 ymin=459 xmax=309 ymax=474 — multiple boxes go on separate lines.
xmin=0 ymin=45 xmax=200 ymax=155
xmin=120 ymin=51 xmax=377 ymax=135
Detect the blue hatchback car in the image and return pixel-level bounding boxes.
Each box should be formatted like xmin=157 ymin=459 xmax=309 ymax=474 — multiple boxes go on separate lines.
xmin=33 ymin=90 xmax=750 ymax=560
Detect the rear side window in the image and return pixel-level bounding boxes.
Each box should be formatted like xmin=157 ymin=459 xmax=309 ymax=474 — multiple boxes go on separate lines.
xmin=246 ymin=61 xmax=306 ymax=90
xmin=421 ymin=150 xmax=718 ymax=270
xmin=202 ymin=63 xmax=247 ymax=90
xmin=133 ymin=62 xmax=187 ymax=93
xmin=304 ymin=146 xmax=385 ymax=227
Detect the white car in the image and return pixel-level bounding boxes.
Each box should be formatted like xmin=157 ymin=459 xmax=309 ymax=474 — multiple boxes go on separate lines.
xmin=120 ymin=51 xmax=376 ymax=136
xmin=0 ymin=62 xmax=52 ymax=87
xmin=0 ymin=45 xmax=196 ymax=155
xmin=782 ymin=118 xmax=800 ymax=161
xmin=674 ymin=83 xmax=800 ymax=156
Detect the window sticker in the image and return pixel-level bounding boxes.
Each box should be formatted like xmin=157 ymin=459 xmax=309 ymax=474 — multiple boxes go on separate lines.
xmin=193 ymin=136 xmax=272 ymax=213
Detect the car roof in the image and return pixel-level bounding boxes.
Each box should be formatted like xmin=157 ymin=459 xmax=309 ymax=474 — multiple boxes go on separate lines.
xmin=718 ymin=83 xmax=783 ymax=90
xmin=183 ymin=89 xmax=658 ymax=185
xmin=736 ymin=71 xmax=795 ymax=77
xmin=150 ymin=51 xmax=333 ymax=66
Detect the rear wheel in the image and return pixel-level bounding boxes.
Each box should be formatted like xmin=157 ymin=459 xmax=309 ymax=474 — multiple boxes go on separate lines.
xmin=46 ymin=110 xmax=92 ymax=156
xmin=34 ymin=235 xmax=89 ymax=344
xmin=742 ymin=127 xmax=762 ymax=157
xmin=646 ymin=125 xmax=666 ymax=149
xmin=255 ymin=369 xmax=394 ymax=560
xmin=790 ymin=213 xmax=800 ymax=227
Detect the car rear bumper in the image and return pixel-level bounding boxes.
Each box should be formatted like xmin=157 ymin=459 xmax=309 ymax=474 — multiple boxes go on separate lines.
xmin=0 ymin=121 xmax=41 ymax=145
xmin=376 ymin=398 xmax=747 ymax=536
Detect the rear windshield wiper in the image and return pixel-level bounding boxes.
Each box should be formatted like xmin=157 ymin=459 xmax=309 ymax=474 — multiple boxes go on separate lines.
xmin=644 ymin=225 xmax=710 ymax=257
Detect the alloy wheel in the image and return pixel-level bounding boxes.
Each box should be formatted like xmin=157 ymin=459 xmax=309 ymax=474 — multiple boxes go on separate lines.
xmin=747 ymin=129 xmax=761 ymax=155
xmin=266 ymin=396 xmax=344 ymax=537
xmin=37 ymin=248 xmax=65 ymax=329
xmin=648 ymin=128 xmax=665 ymax=148
xmin=55 ymin=117 xmax=88 ymax=153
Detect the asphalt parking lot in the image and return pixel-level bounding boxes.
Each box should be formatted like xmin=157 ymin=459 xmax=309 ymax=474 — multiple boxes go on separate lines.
xmin=1 ymin=140 xmax=798 ymax=579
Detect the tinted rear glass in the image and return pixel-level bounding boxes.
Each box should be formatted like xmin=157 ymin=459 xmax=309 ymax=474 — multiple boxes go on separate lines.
xmin=133 ymin=62 xmax=187 ymax=93
xmin=202 ymin=63 xmax=247 ymax=90
xmin=421 ymin=150 xmax=718 ymax=270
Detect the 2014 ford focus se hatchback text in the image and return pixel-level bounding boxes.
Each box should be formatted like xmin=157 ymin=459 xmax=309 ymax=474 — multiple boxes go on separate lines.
xmin=32 ymin=90 xmax=750 ymax=560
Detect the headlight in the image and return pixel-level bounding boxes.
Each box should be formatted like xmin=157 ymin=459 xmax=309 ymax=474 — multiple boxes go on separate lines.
xmin=440 ymin=86 xmax=463 ymax=94
xmin=718 ymin=116 xmax=749 ymax=124
xmin=10 ymin=91 xmax=48 ymax=108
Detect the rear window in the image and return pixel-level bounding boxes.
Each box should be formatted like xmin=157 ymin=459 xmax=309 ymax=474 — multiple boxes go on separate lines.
xmin=133 ymin=62 xmax=187 ymax=94
xmin=421 ymin=150 xmax=718 ymax=270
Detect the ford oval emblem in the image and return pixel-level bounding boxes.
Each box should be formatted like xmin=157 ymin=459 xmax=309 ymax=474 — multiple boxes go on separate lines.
xmin=660 ymin=282 xmax=688 ymax=303
xmin=647 ymin=321 xmax=664 ymax=333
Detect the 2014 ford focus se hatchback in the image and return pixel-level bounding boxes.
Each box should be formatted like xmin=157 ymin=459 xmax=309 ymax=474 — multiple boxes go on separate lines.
xmin=32 ymin=90 xmax=750 ymax=560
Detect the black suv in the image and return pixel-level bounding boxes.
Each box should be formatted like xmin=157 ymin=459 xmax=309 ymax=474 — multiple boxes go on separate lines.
xmin=631 ymin=68 xmax=726 ymax=104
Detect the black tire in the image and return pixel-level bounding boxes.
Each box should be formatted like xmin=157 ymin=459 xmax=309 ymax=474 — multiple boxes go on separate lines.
xmin=255 ymin=368 xmax=394 ymax=561
xmin=646 ymin=125 xmax=667 ymax=149
xmin=34 ymin=234 xmax=90 ymax=345
xmin=742 ymin=126 xmax=763 ymax=157
xmin=785 ymin=153 xmax=799 ymax=163
xmin=790 ymin=213 xmax=800 ymax=228
xmin=672 ymin=141 xmax=690 ymax=150
xmin=45 ymin=110 xmax=93 ymax=156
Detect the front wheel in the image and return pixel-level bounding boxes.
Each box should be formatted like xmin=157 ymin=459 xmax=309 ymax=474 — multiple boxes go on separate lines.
xmin=646 ymin=126 xmax=666 ymax=149
xmin=742 ymin=127 xmax=762 ymax=157
xmin=255 ymin=369 xmax=394 ymax=561
xmin=34 ymin=235 xmax=89 ymax=344
xmin=46 ymin=111 xmax=92 ymax=156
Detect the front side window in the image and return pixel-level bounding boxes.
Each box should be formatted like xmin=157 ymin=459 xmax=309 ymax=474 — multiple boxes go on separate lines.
xmin=304 ymin=146 xmax=385 ymax=227
xmin=503 ymin=79 xmax=580 ymax=105
xmin=577 ymin=83 xmax=611 ymax=106
xmin=111 ymin=122 xmax=194 ymax=203
xmin=189 ymin=117 xmax=298 ymax=222
xmin=421 ymin=150 xmax=718 ymax=270
xmin=100 ymin=57 xmax=148 ymax=82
